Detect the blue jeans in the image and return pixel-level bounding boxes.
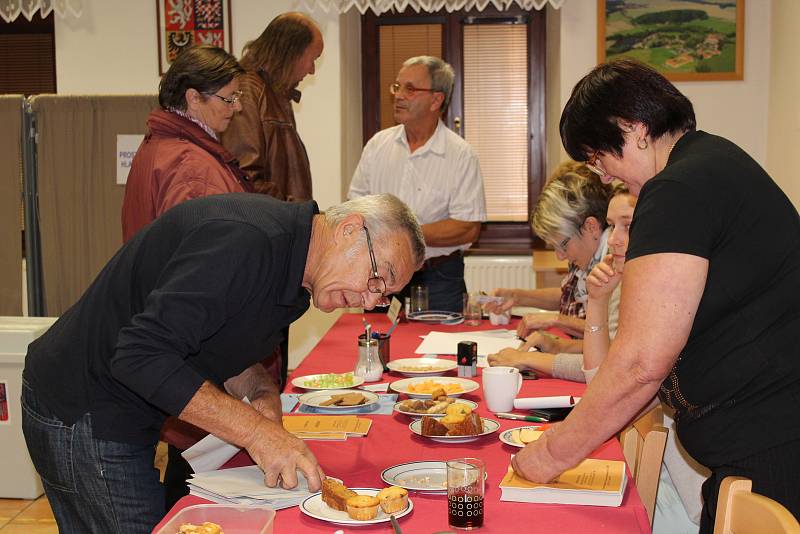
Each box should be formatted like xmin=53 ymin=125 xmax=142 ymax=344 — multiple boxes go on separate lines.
xmin=405 ymin=254 xmax=467 ymax=313
xmin=21 ymin=379 xmax=164 ymax=534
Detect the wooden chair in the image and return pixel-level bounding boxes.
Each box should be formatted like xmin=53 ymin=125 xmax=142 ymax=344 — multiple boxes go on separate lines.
xmin=713 ymin=476 xmax=800 ymax=534
xmin=620 ymin=404 xmax=668 ymax=525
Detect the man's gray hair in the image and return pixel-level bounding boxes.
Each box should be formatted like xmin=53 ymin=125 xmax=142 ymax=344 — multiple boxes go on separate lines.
xmin=403 ymin=55 xmax=455 ymax=112
xmin=325 ymin=194 xmax=426 ymax=268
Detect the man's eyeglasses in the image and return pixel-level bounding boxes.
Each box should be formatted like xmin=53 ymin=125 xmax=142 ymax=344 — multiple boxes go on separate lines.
xmin=209 ymin=90 xmax=243 ymax=106
xmin=363 ymin=226 xmax=387 ymax=298
xmin=389 ymin=82 xmax=436 ymax=98
xmin=585 ymin=151 xmax=606 ymax=178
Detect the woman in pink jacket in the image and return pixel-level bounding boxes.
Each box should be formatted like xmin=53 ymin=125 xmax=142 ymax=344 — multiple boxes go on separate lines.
xmin=122 ymin=45 xmax=250 ymax=241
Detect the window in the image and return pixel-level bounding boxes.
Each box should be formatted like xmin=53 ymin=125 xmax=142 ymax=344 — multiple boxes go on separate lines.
xmin=361 ymin=7 xmax=545 ymax=251
xmin=0 ymin=12 xmax=56 ymax=95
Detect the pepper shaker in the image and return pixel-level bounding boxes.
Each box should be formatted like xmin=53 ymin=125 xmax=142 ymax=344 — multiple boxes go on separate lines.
xmin=457 ymin=341 xmax=478 ymax=378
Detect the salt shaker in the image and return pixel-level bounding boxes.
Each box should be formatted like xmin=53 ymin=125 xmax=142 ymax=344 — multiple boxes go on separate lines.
xmin=355 ymin=325 xmax=383 ymax=382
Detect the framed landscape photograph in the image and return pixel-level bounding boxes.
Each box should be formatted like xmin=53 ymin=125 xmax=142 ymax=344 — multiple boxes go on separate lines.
xmin=156 ymin=0 xmax=233 ymax=76
xmin=597 ymin=0 xmax=744 ymax=81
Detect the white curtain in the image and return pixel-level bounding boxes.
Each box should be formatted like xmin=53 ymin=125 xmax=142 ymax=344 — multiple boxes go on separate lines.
xmin=300 ymin=0 xmax=564 ymax=15
xmin=0 ymin=0 xmax=83 ymax=23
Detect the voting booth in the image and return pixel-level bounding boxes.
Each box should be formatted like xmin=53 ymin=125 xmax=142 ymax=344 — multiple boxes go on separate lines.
xmin=0 ymin=316 xmax=57 ymax=498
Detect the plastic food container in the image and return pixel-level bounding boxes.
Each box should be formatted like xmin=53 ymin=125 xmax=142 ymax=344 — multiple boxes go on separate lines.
xmin=155 ymin=504 xmax=275 ymax=534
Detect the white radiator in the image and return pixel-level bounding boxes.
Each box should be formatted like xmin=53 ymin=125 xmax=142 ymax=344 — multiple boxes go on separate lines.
xmin=464 ymin=255 xmax=535 ymax=293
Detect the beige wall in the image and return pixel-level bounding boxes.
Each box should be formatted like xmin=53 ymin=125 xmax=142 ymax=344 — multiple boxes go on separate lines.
xmin=767 ymin=0 xmax=800 ymax=208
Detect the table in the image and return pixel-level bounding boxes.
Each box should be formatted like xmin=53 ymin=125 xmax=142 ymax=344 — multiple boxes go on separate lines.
xmin=155 ymin=313 xmax=651 ymax=533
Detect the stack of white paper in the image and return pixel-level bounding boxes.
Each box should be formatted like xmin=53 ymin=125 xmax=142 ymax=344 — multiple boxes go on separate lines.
xmin=188 ymin=465 xmax=312 ymax=510
xmin=415 ymin=330 xmax=519 ymax=360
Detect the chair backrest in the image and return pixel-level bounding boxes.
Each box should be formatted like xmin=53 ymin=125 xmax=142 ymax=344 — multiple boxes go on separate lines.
xmin=621 ymin=404 xmax=668 ymax=525
xmin=713 ymin=476 xmax=800 ymax=534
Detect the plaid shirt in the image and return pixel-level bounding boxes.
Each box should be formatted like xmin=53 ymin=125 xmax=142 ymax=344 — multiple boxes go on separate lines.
xmin=559 ymin=264 xmax=585 ymax=318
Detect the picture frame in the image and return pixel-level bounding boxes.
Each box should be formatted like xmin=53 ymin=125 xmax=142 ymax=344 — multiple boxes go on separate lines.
xmin=597 ymin=0 xmax=744 ymax=81
xmin=156 ymin=0 xmax=233 ymax=76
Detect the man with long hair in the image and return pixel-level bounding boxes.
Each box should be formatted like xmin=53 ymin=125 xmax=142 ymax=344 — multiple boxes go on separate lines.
xmin=221 ymin=12 xmax=322 ymax=201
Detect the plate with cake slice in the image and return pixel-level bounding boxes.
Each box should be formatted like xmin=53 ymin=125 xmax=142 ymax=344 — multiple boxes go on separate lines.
xmin=498 ymin=425 xmax=545 ymax=448
xmin=298 ymin=389 xmax=379 ymax=411
xmin=410 ymin=414 xmax=500 ymax=444
xmin=393 ymin=398 xmax=478 ymax=419
xmin=301 ymin=479 xmax=414 ymax=526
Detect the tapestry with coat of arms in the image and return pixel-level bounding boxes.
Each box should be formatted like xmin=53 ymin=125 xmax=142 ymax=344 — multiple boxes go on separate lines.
xmin=157 ymin=0 xmax=232 ymax=75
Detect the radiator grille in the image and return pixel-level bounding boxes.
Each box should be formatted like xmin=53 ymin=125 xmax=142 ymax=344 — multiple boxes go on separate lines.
xmin=464 ymin=255 xmax=534 ymax=293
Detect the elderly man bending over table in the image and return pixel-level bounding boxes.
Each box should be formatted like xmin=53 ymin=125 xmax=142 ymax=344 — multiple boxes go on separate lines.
xmin=21 ymin=193 xmax=424 ymax=534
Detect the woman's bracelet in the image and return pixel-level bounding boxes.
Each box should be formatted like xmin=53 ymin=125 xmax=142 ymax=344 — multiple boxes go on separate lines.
xmin=585 ymin=324 xmax=605 ymax=334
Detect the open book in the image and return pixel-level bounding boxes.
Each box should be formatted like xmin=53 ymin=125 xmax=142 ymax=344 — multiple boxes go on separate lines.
xmin=499 ymin=458 xmax=627 ymax=507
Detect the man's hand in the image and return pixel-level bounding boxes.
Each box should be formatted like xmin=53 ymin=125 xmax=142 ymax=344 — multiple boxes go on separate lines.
xmin=179 ymin=381 xmax=326 ymax=492
xmin=243 ymin=419 xmax=325 ymax=491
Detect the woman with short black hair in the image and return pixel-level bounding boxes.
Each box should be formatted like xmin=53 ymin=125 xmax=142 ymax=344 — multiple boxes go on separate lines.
xmin=122 ymin=45 xmax=248 ymax=241
xmin=513 ymin=58 xmax=800 ymax=532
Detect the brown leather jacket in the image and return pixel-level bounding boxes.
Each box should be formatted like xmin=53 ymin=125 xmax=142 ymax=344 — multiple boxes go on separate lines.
xmin=221 ymin=69 xmax=313 ymax=201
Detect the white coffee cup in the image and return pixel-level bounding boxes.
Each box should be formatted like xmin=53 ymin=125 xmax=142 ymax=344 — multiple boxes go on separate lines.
xmin=482 ymin=366 xmax=523 ymax=412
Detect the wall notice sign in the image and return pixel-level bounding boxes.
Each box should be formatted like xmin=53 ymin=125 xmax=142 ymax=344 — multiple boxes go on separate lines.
xmin=0 ymin=382 xmax=9 ymax=424
xmin=116 ymin=134 xmax=145 ymax=185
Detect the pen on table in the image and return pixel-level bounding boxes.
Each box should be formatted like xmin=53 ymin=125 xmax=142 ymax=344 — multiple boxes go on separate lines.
xmin=495 ymin=412 xmax=549 ymax=423
xmin=516 ymin=335 xmax=540 ymax=351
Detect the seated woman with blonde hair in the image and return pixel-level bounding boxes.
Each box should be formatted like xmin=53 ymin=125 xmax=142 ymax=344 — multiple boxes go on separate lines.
xmin=488 ymin=172 xmax=616 ymax=381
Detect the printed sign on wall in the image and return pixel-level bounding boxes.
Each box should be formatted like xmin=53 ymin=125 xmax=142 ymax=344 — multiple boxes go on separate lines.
xmin=117 ymin=135 xmax=145 ymax=185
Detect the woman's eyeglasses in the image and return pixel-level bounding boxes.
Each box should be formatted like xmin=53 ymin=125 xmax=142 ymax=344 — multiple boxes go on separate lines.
xmin=585 ymin=151 xmax=606 ymax=178
xmin=209 ymin=90 xmax=243 ymax=106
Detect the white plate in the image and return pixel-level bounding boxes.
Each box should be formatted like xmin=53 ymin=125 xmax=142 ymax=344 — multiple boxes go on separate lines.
xmin=387 ymin=357 xmax=457 ymax=377
xmin=393 ymin=399 xmax=478 ymax=419
xmin=298 ymin=389 xmax=379 ymax=411
xmin=291 ymin=373 xmax=365 ymax=391
xmin=381 ymin=461 xmax=488 ymax=494
xmin=299 ymin=487 xmax=413 ymax=526
xmin=407 ymin=311 xmax=464 ymax=324
xmin=498 ymin=425 xmax=544 ymax=448
xmin=409 ymin=417 xmax=500 ymax=443
xmin=390 ymin=377 xmax=479 ymax=399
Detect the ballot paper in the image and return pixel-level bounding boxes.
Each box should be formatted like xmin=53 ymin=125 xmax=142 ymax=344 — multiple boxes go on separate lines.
xmin=188 ymin=465 xmax=313 ymax=509
xmin=282 ymin=415 xmax=372 ymax=440
xmin=415 ymin=330 xmax=518 ymax=357
xmin=513 ymin=396 xmax=581 ymax=410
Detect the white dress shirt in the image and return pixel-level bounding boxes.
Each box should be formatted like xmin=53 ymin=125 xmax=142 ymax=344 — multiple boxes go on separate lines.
xmin=348 ymin=120 xmax=487 ymax=260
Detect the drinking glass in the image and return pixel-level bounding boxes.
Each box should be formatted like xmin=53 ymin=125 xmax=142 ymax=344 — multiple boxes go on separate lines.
xmin=410 ymin=285 xmax=429 ymax=313
xmin=447 ymin=457 xmax=485 ymax=530
xmin=463 ymin=293 xmax=482 ymax=326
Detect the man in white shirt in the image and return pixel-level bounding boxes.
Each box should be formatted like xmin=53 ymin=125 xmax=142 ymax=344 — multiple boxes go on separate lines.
xmin=348 ymin=56 xmax=487 ymax=312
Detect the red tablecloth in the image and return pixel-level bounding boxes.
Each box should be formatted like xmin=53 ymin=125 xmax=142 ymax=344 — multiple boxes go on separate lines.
xmin=155 ymin=313 xmax=652 ymax=533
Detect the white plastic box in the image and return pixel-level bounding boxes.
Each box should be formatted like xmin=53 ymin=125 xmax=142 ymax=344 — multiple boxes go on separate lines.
xmin=0 ymin=316 xmax=58 ymax=499
xmin=155 ymin=504 xmax=276 ymax=534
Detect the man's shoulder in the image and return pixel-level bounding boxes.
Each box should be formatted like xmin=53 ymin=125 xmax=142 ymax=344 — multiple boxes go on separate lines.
xmin=367 ymin=124 xmax=404 ymax=145
xmin=433 ymin=122 xmax=476 ymax=158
